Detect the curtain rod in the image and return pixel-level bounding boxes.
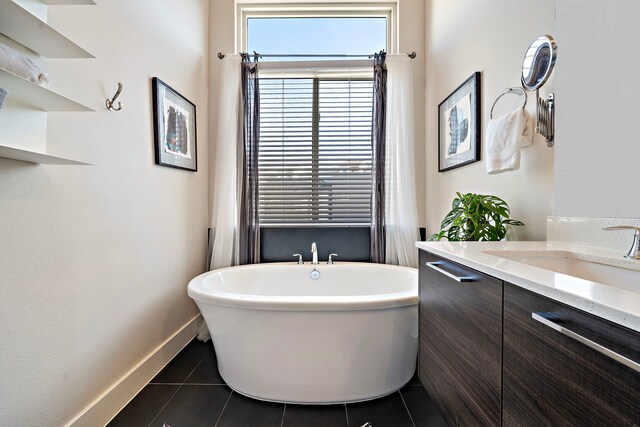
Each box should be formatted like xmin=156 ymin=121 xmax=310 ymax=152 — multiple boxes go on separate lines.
xmin=216 ymin=52 xmax=417 ymax=59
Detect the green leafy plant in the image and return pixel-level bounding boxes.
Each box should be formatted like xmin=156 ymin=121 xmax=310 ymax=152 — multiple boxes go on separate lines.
xmin=429 ymin=192 xmax=524 ymax=241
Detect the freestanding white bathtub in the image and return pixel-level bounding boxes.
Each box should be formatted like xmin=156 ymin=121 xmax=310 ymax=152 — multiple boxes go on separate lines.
xmin=187 ymin=262 xmax=418 ymax=404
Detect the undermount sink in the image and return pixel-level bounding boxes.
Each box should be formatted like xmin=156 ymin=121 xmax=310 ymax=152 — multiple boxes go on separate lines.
xmin=486 ymin=251 xmax=640 ymax=294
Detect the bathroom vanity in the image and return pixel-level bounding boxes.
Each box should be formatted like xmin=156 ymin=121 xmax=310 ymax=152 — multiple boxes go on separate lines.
xmin=416 ymin=242 xmax=640 ymax=426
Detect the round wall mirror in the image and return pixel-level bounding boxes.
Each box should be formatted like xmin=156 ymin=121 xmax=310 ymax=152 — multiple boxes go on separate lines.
xmin=521 ymin=35 xmax=557 ymax=91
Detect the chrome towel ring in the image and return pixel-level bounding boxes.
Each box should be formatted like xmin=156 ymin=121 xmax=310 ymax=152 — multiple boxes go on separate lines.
xmin=490 ymin=87 xmax=527 ymax=119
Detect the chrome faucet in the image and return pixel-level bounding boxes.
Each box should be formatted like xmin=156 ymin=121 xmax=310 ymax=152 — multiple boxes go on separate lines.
xmin=603 ymin=226 xmax=640 ymax=260
xmin=311 ymin=242 xmax=319 ymax=265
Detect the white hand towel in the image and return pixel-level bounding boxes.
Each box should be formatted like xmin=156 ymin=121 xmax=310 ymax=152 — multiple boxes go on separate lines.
xmin=0 ymin=42 xmax=49 ymax=85
xmin=485 ymin=108 xmax=533 ymax=174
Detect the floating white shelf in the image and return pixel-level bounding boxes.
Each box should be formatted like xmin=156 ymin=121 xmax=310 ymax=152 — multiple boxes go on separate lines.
xmin=0 ymin=0 xmax=94 ymax=58
xmin=40 ymin=0 xmax=95 ymax=4
xmin=0 ymin=68 xmax=93 ymax=111
xmin=0 ymin=0 xmax=95 ymax=165
xmin=0 ymin=144 xmax=90 ymax=164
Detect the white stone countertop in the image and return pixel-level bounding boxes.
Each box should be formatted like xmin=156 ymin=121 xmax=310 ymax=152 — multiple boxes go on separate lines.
xmin=415 ymin=241 xmax=640 ymax=332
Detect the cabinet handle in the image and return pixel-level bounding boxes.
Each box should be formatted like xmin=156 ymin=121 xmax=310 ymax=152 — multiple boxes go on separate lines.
xmin=425 ymin=261 xmax=476 ymax=282
xmin=531 ymin=312 xmax=640 ymax=373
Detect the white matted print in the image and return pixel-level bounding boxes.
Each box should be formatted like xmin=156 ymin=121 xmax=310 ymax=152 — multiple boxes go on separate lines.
xmin=444 ymin=93 xmax=471 ymax=159
xmin=152 ymin=77 xmax=198 ymax=171
xmin=438 ymin=73 xmax=481 ymax=172
xmin=163 ymin=98 xmax=192 ymax=159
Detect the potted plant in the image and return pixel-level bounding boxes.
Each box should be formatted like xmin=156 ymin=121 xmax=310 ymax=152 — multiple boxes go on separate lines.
xmin=429 ymin=192 xmax=524 ymax=241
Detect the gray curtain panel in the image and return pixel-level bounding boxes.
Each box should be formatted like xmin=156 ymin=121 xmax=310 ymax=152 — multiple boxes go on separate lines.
xmin=238 ymin=53 xmax=260 ymax=265
xmin=370 ymin=51 xmax=387 ymax=264
xmin=206 ymin=227 xmax=214 ymax=271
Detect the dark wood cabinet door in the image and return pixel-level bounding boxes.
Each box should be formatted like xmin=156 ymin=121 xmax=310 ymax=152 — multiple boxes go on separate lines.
xmin=418 ymin=250 xmax=502 ymax=427
xmin=503 ymin=282 xmax=640 ymax=426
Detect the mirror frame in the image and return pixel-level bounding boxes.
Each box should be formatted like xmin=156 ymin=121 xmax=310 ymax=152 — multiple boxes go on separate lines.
xmin=521 ymin=35 xmax=557 ymax=91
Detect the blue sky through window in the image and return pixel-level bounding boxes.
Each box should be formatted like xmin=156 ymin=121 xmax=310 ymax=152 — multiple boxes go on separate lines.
xmin=247 ymin=17 xmax=387 ymax=60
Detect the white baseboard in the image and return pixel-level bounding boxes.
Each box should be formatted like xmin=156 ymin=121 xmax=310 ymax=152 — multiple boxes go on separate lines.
xmin=64 ymin=314 xmax=202 ymax=427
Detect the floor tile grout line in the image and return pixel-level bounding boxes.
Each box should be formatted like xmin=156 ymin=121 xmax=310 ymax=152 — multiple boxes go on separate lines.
xmin=146 ymin=384 xmax=183 ymax=427
xmin=182 ymin=354 xmax=208 ymax=384
xmin=399 ymin=390 xmax=417 ymax=427
xmin=280 ymin=403 xmax=287 ymax=427
xmin=181 ymin=382 xmax=227 ymax=386
xmin=148 ymin=348 xmax=208 ymax=385
xmin=214 ymin=390 xmax=234 ymax=427
xmin=147 ymin=382 xmax=184 ymax=386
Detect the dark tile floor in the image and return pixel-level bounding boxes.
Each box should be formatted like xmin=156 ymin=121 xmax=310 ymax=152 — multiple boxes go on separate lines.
xmin=108 ymin=339 xmax=446 ymax=427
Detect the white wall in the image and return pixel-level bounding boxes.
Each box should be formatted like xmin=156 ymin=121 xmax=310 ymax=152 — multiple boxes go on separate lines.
xmin=0 ymin=1 xmax=209 ymax=425
xmin=208 ymin=0 xmax=426 ymax=225
xmin=554 ymin=0 xmax=640 ymax=218
xmin=424 ymin=0 xmax=555 ymax=240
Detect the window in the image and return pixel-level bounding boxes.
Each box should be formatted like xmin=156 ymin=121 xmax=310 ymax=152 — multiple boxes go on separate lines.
xmin=259 ymin=77 xmax=374 ymax=224
xmin=238 ymin=3 xmax=393 ymax=225
xmin=247 ymin=17 xmax=387 ymax=60
xmin=238 ymin=3 xmax=397 ymax=56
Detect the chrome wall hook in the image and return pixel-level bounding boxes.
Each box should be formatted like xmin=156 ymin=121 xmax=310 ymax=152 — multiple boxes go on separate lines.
xmin=106 ymin=82 xmax=123 ymax=111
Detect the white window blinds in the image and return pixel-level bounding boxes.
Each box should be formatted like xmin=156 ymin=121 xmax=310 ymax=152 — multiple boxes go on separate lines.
xmin=258 ymin=77 xmax=374 ymax=225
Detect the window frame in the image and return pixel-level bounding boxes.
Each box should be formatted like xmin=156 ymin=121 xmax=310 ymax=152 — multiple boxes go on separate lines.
xmin=257 ymin=75 xmax=375 ymax=227
xmin=236 ymin=2 xmax=398 ymax=56
xmin=237 ymin=2 xmax=391 ymax=228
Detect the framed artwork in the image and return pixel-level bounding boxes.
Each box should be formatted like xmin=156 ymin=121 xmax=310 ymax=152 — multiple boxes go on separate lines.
xmin=438 ymin=72 xmax=481 ymax=172
xmin=152 ymin=77 xmax=197 ymax=171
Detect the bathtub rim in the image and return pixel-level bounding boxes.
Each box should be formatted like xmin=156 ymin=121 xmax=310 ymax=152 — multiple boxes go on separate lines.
xmin=187 ymin=262 xmax=418 ymax=311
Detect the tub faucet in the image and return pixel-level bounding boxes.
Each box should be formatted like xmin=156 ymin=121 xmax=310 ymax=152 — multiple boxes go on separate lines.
xmin=603 ymin=225 xmax=640 ymax=260
xmin=311 ymin=242 xmax=319 ymax=265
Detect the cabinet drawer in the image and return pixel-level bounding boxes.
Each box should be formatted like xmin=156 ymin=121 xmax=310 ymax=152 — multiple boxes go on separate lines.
xmin=503 ymin=282 xmax=640 ymax=426
xmin=419 ymin=250 xmax=502 ymax=427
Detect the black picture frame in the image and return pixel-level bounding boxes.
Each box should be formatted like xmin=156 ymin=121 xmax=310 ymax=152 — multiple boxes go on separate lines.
xmin=438 ymin=72 xmax=481 ymax=172
xmin=152 ymin=77 xmax=197 ymax=172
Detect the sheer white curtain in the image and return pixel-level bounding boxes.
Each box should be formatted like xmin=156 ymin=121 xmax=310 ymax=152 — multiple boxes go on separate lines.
xmin=210 ymin=55 xmax=242 ymax=270
xmin=384 ymin=55 xmax=420 ymax=268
